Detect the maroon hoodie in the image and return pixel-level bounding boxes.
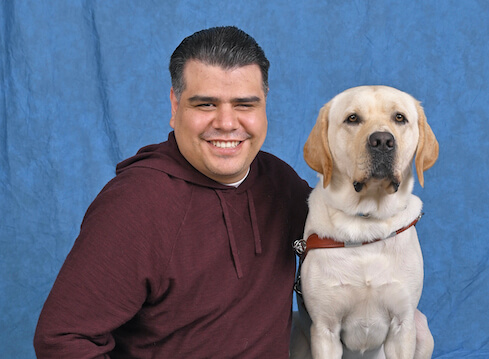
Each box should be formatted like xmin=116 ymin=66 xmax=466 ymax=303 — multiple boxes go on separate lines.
xmin=34 ymin=132 xmax=310 ymax=358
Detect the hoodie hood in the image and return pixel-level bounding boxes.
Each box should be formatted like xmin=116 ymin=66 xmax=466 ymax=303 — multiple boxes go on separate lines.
xmin=116 ymin=132 xmax=261 ymax=278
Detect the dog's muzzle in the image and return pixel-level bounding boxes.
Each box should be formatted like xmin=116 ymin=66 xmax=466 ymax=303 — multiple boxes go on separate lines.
xmin=353 ymin=131 xmax=400 ymax=193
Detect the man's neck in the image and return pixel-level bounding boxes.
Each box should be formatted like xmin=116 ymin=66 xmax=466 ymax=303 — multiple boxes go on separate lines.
xmin=220 ymin=168 xmax=250 ymax=188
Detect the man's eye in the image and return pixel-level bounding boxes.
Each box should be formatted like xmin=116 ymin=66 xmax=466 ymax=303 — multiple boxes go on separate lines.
xmin=197 ymin=103 xmax=215 ymax=108
xmin=237 ymin=103 xmax=253 ymax=109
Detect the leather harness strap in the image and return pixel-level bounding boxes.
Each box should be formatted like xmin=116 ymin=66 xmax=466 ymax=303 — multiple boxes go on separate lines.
xmin=292 ymin=212 xmax=423 ymax=297
xmin=300 ymin=213 xmax=423 ymax=257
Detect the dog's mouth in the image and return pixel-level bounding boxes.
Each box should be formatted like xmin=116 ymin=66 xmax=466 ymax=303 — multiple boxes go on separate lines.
xmin=353 ymin=160 xmax=400 ymax=194
xmin=353 ymin=163 xmax=400 ymax=193
xmin=353 ymin=180 xmax=400 ymax=194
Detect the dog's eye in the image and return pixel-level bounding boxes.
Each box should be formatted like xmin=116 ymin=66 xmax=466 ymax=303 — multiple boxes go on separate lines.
xmin=345 ymin=114 xmax=360 ymax=125
xmin=394 ymin=113 xmax=408 ymax=124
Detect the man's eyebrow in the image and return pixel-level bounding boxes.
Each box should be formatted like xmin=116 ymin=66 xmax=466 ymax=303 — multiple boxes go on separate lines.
xmin=188 ymin=95 xmax=220 ymax=103
xmin=233 ymin=96 xmax=262 ymax=103
xmin=187 ymin=95 xmax=262 ymax=103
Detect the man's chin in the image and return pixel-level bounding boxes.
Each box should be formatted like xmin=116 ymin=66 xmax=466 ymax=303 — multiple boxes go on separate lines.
xmin=204 ymin=162 xmax=250 ymax=184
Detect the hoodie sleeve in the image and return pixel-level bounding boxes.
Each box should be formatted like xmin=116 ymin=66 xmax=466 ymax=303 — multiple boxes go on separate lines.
xmin=34 ymin=168 xmax=186 ymax=358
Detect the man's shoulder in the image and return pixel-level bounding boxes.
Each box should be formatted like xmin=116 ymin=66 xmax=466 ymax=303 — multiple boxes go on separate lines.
xmin=112 ymin=165 xmax=182 ymax=189
xmin=256 ymin=150 xmax=293 ymax=169
xmin=97 ymin=166 xmax=194 ymax=212
xmin=256 ymin=151 xmax=302 ymax=178
xmin=255 ymin=151 xmax=311 ymax=191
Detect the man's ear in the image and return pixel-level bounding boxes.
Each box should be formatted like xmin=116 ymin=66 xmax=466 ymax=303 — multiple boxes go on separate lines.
xmin=304 ymin=103 xmax=333 ymax=188
xmin=169 ymin=88 xmax=179 ymax=128
xmin=414 ymin=102 xmax=439 ymax=187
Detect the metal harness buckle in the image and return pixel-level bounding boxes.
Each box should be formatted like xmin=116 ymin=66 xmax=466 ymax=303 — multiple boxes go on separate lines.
xmin=293 ymin=239 xmax=306 ymax=256
xmin=293 ymin=239 xmax=306 ymax=297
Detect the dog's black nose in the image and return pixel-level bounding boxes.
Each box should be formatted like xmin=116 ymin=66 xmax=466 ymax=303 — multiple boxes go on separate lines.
xmin=368 ymin=132 xmax=395 ymax=152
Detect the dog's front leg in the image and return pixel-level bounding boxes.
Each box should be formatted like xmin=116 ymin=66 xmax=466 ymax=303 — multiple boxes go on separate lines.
xmin=383 ymin=316 xmax=416 ymax=359
xmin=413 ymin=309 xmax=434 ymax=359
xmin=310 ymin=322 xmax=343 ymax=359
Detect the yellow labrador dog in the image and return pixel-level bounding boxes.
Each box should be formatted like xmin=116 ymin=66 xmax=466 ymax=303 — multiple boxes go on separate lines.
xmin=290 ymin=86 xmax=438 ymax=359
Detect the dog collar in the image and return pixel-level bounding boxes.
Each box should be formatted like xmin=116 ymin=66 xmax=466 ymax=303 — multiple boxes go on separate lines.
xmin=293 ymin=213 xmax=423 ymax=257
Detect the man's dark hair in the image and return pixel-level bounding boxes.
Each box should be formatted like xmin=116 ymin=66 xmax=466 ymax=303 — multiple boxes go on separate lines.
xmin=169 ymin=26 xmax=270 ymax=99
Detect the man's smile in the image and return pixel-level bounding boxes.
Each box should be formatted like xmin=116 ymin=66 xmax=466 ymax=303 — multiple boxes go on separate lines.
xmin=210 ymin=140 xmax=242 ymax=149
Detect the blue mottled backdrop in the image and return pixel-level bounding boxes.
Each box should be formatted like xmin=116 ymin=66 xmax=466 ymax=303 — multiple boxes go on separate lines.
xmin=1 ymin=1 xmax=488 ymax=357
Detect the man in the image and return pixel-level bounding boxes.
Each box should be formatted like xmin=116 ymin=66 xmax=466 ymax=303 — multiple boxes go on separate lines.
xmin=34 ymin=26 xmax=311 ymax=358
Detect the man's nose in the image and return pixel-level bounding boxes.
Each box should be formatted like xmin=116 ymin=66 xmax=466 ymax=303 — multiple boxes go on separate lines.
xmin=213 ymin=105 xmax=239 ymax=130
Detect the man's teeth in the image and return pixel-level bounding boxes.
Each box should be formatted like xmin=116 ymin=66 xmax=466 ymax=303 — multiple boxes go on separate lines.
xmin=211 ymin=141 xmax=240 ymax=148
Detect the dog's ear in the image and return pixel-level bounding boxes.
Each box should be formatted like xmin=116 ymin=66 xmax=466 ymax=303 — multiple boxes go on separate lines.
xmin=304 ymin=103 xmax=333 ymax=188
xmin=415 ymin=103 xmax=439 ymax=187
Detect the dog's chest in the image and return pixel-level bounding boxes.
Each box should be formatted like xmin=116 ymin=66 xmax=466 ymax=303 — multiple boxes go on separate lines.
xmin=301 ymin=235 xmax=423 ymax=310
xmin=304 ymin=244 xmax=397 ymax=289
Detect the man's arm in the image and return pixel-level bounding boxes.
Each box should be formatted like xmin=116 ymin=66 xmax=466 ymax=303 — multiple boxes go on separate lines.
xmin=34 ymin=178 xmax=165 ymax=358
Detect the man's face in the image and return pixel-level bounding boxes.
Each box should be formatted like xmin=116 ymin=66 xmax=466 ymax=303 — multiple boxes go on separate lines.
xmin=170 ymin=60 xmax=268 ymax=184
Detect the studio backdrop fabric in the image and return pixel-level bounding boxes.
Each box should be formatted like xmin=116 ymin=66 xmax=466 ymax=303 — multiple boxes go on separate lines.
xmin=1 ymin=1 xmax=489 ymax=357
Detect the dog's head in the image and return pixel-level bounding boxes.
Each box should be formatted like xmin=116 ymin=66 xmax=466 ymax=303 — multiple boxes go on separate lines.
xmin=304 ymin=86 xmax=438 ymax=193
